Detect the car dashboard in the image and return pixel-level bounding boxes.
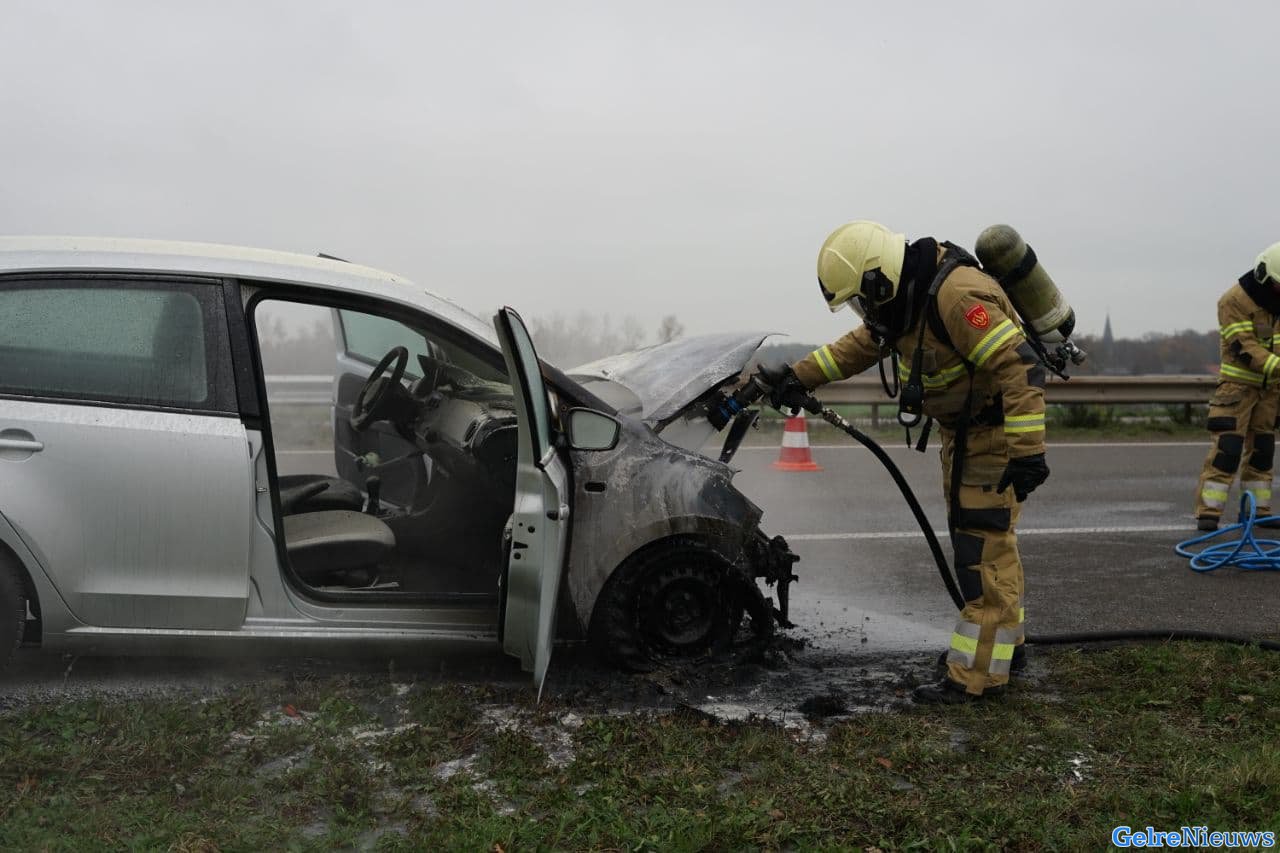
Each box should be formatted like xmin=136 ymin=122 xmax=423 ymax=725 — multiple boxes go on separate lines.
xmin=410 ymin=383 xmax=518 ymax=500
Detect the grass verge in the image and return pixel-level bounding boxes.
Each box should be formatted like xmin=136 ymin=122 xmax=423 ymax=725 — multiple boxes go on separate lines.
xmin=1 ymin=644 xmax=1278 ymax=850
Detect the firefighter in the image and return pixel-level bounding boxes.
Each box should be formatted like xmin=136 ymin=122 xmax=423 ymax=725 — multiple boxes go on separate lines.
xmin=762 ymin=220 xmax=1049 ymax=704
xmin=1194 ymin=242 xmax=1280 ymax=531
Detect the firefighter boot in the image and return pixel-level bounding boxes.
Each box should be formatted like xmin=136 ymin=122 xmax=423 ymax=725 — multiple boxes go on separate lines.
xmin=913 ymin=678 xmax=1005 ymax=705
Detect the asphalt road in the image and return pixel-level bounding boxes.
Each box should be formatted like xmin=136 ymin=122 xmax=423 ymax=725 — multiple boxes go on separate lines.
xmin=269 ymin=438 xmax=1279 ymax=651
xmin=728 ymin=438 xmax=1279 ymax=655
xmin=4 ymin=437 xmax=1277 ymax=707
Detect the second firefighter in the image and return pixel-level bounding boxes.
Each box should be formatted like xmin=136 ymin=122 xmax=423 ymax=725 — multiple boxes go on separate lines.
xmin=1195 ymin=241 xmax=1280 ymax=530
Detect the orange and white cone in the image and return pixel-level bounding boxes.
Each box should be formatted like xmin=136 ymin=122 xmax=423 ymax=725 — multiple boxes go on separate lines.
xmin=772 ymin=414 xmax=822 ymax=472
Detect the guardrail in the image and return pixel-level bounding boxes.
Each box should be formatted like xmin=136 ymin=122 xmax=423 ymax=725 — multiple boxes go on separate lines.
xmin=817 ymin=375 xmax=1218 ymax=427
xmin=264 ymin=374 xmax=332 ymax=404
xmin=816 ymin=375 xmax=1218 ymax=404
xmin=265 ymin=373 xmax=1220 ymax=416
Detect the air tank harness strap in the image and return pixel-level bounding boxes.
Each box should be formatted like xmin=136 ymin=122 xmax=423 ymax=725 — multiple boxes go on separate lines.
xmin=912 ymin=417 xmax=933 ymax=453
xmin=896 ymin=245 xmax=983 ymax=535
xmin=877 ymin=346 xmax=900 ymax=400
xmin=947 ymin=369 xmax=978 ymax=553
xmin=901 ymin=247 xmax=980 ymax=452
xmin=899 ymin=257 xmax=966 ymax=432
xmin=996 ymin=243 xmax=1037 ymax=288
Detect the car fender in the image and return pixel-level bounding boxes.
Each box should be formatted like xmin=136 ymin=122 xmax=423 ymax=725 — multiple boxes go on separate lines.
xmin=563 ymin=418 xmax=763 ymax=633
xmin=0 ymin=510 xmax=84 ymax=642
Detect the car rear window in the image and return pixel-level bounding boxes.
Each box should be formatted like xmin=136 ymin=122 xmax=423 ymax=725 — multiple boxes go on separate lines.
xmin=0 ymin=280 xmax=236 ymax=412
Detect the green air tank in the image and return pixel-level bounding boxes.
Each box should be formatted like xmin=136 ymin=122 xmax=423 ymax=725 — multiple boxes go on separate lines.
xmin=974 ymin=224 xmax=1076 ymax=343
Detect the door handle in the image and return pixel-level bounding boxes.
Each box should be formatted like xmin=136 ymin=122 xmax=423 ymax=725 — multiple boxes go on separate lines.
xmin=0 ymin=438 xmax=43 ymax=452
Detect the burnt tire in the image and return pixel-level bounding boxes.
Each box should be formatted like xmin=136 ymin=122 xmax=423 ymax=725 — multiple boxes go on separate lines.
xmin=0 ymin=559 xmax=25 ymax=669
xmin=590 ymin=537 xmax=770 ymax=672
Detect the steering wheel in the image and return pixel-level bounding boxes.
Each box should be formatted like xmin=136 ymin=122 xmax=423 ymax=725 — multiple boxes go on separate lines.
xmin=351 ymin=346 xmax=410 ymax=432
xmin=412 ymin=353 xmax=446 ymax=399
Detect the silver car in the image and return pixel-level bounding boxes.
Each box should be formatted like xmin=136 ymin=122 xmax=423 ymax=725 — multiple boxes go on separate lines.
xmin=0 ymin=238 xmax=796 ymax=689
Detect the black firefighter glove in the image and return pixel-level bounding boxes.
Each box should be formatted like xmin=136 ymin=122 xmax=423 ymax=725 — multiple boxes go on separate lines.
xmin=755 ymin=364 xmax=821 ymax=415
xmin=996 ymin=453 xmax=1050 ymax=502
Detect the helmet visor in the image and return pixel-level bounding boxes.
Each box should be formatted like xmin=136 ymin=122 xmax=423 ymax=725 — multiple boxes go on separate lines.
xmin=818 ymin=277 xmax=841 ymax=307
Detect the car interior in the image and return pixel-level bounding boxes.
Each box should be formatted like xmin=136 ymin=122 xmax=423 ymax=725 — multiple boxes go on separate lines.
xmin=253 ymin=299 xmax=523 ymax=601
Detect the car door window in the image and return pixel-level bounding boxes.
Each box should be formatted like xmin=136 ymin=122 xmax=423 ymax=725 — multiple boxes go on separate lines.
xmin=339 ymin=308 xmax=510 ymax=385
xmin=0 ymin=279 xmax=235 ymax=412
xmin=339 ymin=310 xmax=431 ymax=378
xmin=505 ymin=312 xmax=552 ymax=459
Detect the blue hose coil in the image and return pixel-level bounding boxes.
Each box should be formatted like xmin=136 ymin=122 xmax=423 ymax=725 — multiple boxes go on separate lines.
xmin=1175 ymin=492 xmax=1280 ymax=572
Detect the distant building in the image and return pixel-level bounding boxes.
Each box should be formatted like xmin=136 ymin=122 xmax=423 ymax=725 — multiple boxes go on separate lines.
xmin=1097 ymin=312 xmax=1131 ymax=374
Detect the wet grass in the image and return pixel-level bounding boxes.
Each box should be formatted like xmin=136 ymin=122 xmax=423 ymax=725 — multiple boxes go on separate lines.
xmin=1 ymin=644 xmax=1278 ymax=849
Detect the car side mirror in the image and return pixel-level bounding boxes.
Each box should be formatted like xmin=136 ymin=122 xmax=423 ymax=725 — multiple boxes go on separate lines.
xmin=566 ymin=408 xmax=621 ymax=452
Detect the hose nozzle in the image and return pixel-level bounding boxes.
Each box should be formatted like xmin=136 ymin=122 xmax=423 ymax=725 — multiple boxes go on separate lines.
xmin=706 ymin=373 xmax=771 ymax=430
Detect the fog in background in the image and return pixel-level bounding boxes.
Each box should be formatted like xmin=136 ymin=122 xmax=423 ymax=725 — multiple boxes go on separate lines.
xmin=2 ymin=1 xmax=1278 ymax=350
xmin=254 ymin=300 xmax=686 ymax=372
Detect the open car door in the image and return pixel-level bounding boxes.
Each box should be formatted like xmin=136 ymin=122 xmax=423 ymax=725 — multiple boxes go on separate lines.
xmin=494 ymin=307 xmax=570 ymax=692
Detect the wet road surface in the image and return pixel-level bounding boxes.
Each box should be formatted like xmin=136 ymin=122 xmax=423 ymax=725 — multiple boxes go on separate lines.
xmin=4 ymin=438 xmax=1276 ymax=712
xmin=731 ymin=439 xmax=1278 ymax=650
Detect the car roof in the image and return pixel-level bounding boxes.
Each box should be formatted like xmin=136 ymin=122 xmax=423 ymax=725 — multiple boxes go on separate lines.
xmin=0 ymin=236 xmax=499 ymax=345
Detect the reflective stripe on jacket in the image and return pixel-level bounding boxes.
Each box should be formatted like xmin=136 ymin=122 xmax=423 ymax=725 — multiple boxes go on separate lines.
xmin=1218 ymin=283 xmax=1280 ymax=387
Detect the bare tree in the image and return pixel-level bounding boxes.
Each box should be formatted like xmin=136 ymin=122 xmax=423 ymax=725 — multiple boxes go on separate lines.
xmin=618 ymin=316 xmax=646 ymax=351
xmin=656 ymin=314 xmax=684 ymax=344
xmin=527 ymin=311 xmax=649 ymax=367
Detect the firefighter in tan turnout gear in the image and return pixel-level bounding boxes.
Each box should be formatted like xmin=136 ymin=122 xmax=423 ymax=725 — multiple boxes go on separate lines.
xmin=765 ymin=221 xmax=1049 ymax=704
xmin=1195 ymin=241 xmax=1280 ymax=531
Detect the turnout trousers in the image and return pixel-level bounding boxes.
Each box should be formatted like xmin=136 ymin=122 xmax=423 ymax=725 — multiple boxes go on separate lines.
xmin=940 ymin=424 xmax=1025 ymax=695
xmin=1195 ymin=381 xmax=1280 ymax=522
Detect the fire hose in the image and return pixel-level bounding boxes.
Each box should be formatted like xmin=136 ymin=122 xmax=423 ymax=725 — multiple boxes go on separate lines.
xmin=710 ymin=374 xmax=1280 ymax=653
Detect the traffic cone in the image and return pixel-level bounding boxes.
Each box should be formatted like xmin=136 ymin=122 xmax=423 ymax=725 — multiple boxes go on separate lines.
xmin=772 ymin=414 xmax=822 ymax=472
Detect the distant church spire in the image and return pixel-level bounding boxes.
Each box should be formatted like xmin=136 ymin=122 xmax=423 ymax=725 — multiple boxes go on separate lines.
xmin=1102 ymin=313 xmax=1114 ymax=349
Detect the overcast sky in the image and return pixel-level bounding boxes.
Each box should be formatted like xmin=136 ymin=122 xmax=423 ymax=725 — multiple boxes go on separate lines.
xmin=2 ymin=1 xmax=1277 ymax=347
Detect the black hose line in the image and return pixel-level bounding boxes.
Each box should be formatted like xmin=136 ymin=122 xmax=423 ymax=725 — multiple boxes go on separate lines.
xmin=815 ymin=407 xmax=1280 ymax=654
xmin=816 ymin=408 xmax=966 ymax=609
xmin=1024 ymin=629 xmax=1280 ymax=651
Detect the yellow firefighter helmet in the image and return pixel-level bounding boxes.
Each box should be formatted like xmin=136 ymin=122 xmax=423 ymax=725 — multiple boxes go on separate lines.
xmin=816 ymin=221 xmax=907 ymax=313
xmin=1255 ymin=241 xmax=1280 ymax=287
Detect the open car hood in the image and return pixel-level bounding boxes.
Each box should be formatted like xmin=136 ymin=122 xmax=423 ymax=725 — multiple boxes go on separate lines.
xmin=567 ymin=332 xmax=774 ymax=427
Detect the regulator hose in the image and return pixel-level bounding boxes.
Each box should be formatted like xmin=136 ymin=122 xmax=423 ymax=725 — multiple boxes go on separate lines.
xmin=1175 ymin=492 xmax=1280 ymax=573
xmin=815 ymin=406 xmax=1280 ymax=653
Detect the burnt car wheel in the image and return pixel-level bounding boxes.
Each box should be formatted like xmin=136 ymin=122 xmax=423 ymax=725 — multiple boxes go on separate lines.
xmin=636 ymin=561 xmax=733 ymax=658
xmin=0 ymin=558 xmax=26 ymax=668
xmin=590 ymin=537 xmax=772 ymax=672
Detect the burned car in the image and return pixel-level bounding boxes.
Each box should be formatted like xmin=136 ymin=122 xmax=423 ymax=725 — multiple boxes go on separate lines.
xmin=0 ymin=238 xmax=795 ymax=688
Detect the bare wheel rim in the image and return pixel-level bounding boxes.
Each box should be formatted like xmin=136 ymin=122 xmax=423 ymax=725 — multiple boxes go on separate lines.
xmin=635 ymin=561 xmax=729 ymax=657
